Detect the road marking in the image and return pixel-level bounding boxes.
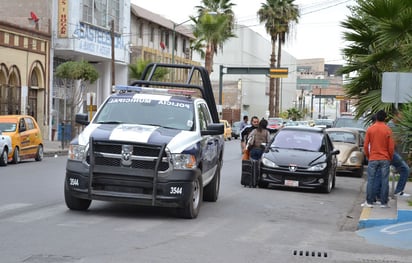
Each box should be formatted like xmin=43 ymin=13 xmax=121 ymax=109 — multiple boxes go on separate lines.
xmin=381 ymin=222 xmax=412 ymax=235
xmin=359 ymin=207 xmax=372 ymax=220
xmin=5 ymin=204 xmax=66 ymax=223
xmin=0 ymin=203 xmax=31 ymax=213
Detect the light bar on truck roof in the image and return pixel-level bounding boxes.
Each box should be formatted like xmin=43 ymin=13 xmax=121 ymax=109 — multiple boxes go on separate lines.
xmin=114 ymin=85 xmax=196 ymax=97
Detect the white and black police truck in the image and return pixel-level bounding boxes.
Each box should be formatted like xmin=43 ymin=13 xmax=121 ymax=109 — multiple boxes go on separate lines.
xmin=65 ymin=63 xmax=224 ymax=219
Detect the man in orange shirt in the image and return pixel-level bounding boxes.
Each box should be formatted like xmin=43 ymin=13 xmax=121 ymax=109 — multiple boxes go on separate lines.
xmin=363 ymin=110 xmax=395 ymax=208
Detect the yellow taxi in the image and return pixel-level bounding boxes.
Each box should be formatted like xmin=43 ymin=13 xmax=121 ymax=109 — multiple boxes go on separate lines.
xmin=0 ymin=115 xmax=43 ymax=163
xmin=219 ymin=120 xmax=232 ymax=141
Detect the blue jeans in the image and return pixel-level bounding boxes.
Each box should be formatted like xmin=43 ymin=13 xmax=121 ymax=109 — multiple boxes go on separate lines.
xmin=373 ymin=152 xmax=410 ymax=197
xmin=250 ymin=148 xmax=263 ymax=160
xmin=392 ymin=152 xmax=410 ymax=194
xmin=367 ymin=160 xmax=390 ymax=205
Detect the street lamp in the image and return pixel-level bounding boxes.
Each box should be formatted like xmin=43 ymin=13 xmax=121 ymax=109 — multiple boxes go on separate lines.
xmin=171 ymin=19 xmax=190 ymax=64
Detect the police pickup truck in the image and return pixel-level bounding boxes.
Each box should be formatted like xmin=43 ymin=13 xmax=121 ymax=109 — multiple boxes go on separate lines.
xmin=65 ymin=63 xmax=224 ymax=219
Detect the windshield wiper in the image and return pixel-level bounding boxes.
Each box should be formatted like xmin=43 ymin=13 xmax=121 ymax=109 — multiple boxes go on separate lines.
xmin=288 ymin=147 xmax=316 ymax=152
xmin=96 ymin=120 xmax=124 ymax=124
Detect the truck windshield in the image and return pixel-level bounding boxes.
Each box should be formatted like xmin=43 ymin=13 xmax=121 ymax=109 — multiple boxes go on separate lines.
xmin=94 ymin=96 xmax=194 ymax=131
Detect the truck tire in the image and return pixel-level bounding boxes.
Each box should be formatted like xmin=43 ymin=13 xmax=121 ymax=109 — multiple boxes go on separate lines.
xmin=177 ymin=175 xmax=202 ymax=219
xmin=65 ymin=185 xmax=91 ymax=211
xmin=203 ymin=160 xmax=221 ymax=202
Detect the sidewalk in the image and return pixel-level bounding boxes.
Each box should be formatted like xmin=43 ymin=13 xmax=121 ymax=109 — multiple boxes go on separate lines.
xmin=43 ymin=139 xmax=69 ymax=157
xmin=358 ymin=182 xmax=412 ymax=229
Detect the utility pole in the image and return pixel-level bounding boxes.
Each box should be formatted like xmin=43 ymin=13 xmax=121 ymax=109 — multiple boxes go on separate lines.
xmin=111 ymin=19 xmax=115 ymax=92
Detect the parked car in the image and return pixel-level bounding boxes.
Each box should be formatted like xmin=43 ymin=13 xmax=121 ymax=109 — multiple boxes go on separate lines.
xmin=0 ymin=115 xmax=43 ymax=163
xmin=0 ymin=131 xmax=12 ymax=166
xmin=258 ymin=126 xmax=340 ymax=193
xmin=333 ymin=116 xmax=367 ymax=129
xmin=314 ymin=119 xmax=334 ymax=128
xmin=232 ymin=121 xmax=241 ymax=139
xmin=267 ymin=117 xmax=284 ymax=130
xmin=220 ymin=120 xmax=232 ymax=141
xmin=326 ymin=128 xmax=365 ymax=177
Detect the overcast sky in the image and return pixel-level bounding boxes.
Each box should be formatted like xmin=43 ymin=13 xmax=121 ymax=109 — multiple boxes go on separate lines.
xmin=131 ymin=0 xmax=355 ymax=64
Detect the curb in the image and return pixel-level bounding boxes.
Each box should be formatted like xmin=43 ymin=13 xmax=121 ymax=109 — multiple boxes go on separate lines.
xmin=44 ymin=150 xmax=68 ymax=157
xmin=358 ymin=198 xmax=412 ymax=229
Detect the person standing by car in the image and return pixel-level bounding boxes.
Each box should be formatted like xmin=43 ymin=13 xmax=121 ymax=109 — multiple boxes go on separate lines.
xmin=363 ymin=110 xmax=395 ymax=208
xmin=247 ymin=119 xmax=270 ymax=160
xmin=240 ymin=116 xmax=259 ymax=158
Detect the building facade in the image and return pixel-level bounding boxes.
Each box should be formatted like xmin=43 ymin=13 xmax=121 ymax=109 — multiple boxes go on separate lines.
xmin=0 ymin=20 xmax=50 ymax=138
xmin=297 ymin=58 xmax=345 ymax=120
xmin=205 ymin=25 xmax=297 ymax=123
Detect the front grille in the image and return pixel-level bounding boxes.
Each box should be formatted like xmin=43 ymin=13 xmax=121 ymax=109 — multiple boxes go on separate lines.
xmin=88 ymin=138 xmax=168 ymax=198
xmin=90 ymin=140 xmax=169 ymax=171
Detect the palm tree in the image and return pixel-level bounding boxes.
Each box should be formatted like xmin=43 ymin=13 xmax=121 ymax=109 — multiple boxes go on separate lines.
xmin=258 ymin=0 xmax=299 ymax=117
xmin=191 ymin=0 xmax=236 ymax=74
xmin=340 ymin=0 xmax=412 ymax=121
xmin=128 ymin=59 xmax=168 ymax=82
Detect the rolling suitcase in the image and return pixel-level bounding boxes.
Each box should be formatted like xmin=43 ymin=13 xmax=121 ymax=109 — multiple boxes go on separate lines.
xmin=241 ymin=159 xmax=259 ymax=188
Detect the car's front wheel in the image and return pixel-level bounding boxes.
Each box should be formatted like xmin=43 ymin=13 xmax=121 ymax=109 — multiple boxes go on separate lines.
xmin=177 ymin=175 xmax=203 ymax=219
xmin=0 ymin=148 xmax=8 ymax=166
xmin=321 ymin=171 xmax=334 ymax=193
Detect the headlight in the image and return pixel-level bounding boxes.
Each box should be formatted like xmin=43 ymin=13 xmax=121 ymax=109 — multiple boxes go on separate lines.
xmin=171 ymin=153 xmax=196 ymax=169
xmin=68 ymin=144 xmax=88 ymax=161
xmin=349 ymin=156 xmax=359 ymax=163
xmin=307 ymin=163 xmax=327 ymax=171
xmin=262 ymin=157 xmax=278 ymax=168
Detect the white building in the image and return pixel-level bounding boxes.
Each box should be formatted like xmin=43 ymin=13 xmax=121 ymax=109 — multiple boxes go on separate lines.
xmin=199 ymin=25 xmax=297 ymax=120
xmin=52 ymin=0 xmax=131 ymax=133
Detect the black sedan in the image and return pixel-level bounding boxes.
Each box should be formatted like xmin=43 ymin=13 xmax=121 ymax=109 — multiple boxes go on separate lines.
xmin=258 ymin=126 xmax=340 ymax=193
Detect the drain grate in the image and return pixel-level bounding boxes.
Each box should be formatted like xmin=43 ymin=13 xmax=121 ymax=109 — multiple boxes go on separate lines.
xmin=293 ymin=250 xmax=328 ymax=258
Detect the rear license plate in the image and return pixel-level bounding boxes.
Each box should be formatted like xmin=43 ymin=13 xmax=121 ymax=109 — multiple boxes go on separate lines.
xmin=284 ymin=180 xmax=299 ymax=187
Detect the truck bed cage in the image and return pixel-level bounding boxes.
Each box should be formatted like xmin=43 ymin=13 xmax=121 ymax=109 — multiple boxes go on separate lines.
xmin=129 ymin=63 xmax=220 ymax=123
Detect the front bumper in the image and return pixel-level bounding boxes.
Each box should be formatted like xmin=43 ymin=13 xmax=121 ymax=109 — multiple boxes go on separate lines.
xmin=65 ymin=159 xmax=200 ymax=208
xmin=260 ymin=166 xmax=328 ymax=189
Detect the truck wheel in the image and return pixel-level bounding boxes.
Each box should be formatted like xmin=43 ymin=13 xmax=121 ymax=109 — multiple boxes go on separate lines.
xmin=0 ymin=148 xmax=8 ymax=166
xmin=203 ymin=160 xmax=221 ymax=202
xmin=64 ymin=185 xmax=91 ymax=211
xmin=35 ymin=145 xmax=43 ymax=161
xmin=11 ymin=147 xmax=20 ymax=164
xmin=177 ymin=175 xmax=202 ymax=219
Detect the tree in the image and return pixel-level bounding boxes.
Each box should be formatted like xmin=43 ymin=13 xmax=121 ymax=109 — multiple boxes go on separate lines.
xmin=258 ymin=0 xmax=299 ymax=117
xmin=340 ymin=0 xmax=412 ymax=121
xmin=191 ymin=0 xmax=236 ymax=74
xmin=128 ymin=59 xmax=169 ymax=82
xmin=286 ymin=107 xmax=303 ymax=121
xmin=55 ymin=60 xmax=99 ymax=139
